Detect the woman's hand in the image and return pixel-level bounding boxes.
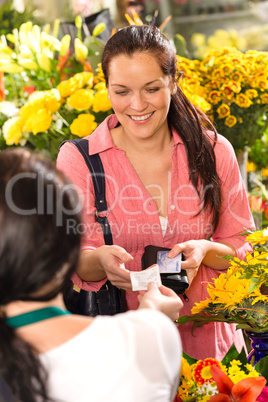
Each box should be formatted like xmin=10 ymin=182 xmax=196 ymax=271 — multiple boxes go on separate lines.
xmin=137 ymin=282 xmax=183 ymax=321
xmin=168 ymin=239 xmax=236 ymax=272
xmin=98 ymin=245 xmax=133 ymax=291
xmin=168 ymin=240 xmax=208 ymax=270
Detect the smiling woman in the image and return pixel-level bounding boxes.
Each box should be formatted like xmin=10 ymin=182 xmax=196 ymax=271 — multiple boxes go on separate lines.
xmin=57 ymin=24 xmax=255 ymax=361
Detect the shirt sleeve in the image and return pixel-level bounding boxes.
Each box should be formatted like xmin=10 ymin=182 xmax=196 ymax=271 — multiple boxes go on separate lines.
xmin=113 ymin=309 xmax=182 ymax=401
xmin=57 ymin=141 xmax=107 ymax=291
xmin=212 ymin=135 xmax=255 ymax=260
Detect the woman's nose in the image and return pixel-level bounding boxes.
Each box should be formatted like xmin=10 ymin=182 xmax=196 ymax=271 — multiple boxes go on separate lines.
xmin=130 ymin=93 xmax=147 ymax=111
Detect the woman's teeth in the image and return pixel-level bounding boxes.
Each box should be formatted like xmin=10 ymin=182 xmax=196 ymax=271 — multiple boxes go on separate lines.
xmin=130 ymin=112 xmax=154 ymax=121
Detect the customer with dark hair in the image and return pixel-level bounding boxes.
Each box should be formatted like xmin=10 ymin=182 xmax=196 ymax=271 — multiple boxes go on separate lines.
xmin=0 ymin=148 xmax=182 ymax=402
xmin=57 ymin=24 xmax=254 ymax=360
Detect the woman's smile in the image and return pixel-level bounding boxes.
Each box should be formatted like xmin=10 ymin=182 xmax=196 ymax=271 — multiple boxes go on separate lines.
xmin=128 ymin=111 xmax=155 ymax=122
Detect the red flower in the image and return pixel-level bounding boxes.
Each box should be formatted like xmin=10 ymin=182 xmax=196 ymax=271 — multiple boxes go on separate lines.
xmin=209 ymin=365 xmax=266 ymax=401
xmin=0 ymin=72 xmax=5 ymax=100
xmin=23 ymin=86 xmax=36 ymax=95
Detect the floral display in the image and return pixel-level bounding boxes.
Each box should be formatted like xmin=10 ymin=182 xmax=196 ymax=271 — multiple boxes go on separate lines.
xmin=1 ymin=70 xmax=112 ymax=159
xmin=177 ymin=47 xmax=268 ymax=152
xmin=0 ymin=18 xmax=112 ymax=159
xmin=177 ymin=345 xmax=267 ymax=401
xmin=178 ymin=228 xmax=268 ymax=333
xmin=190 ymin=25 xmax=268 ymax=60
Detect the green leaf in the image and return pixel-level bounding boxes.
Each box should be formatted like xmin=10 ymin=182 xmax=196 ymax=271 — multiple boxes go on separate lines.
xmin=256 ymin=356 xmax=268 ymax=381
xmin=183 ymin=351 xmax=197 ymax=365
xmin=221 ymin=343 xmax=240 ymax=365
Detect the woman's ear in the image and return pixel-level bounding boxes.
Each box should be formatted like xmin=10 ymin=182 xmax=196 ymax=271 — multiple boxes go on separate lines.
xmin=171 ymin=84 xmax=177 ymax=94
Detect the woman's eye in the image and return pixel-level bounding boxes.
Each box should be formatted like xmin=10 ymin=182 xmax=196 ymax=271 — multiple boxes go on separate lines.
xmin=115 ymin=91 xmax=128 ymax=96
xmin=147 ymin=88 xmax=160 ymax=93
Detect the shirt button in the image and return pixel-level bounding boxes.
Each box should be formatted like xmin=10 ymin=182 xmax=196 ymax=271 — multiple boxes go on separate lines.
xmin=169 ymin=230 xmax=173 ymax=235
xmin=170 ymin=205 xmax=175 ymax=210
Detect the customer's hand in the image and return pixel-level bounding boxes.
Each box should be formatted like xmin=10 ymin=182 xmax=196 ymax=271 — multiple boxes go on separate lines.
xmin=99 ymin=245 xmax=133 ymax=291
xmin=138 ymin=282 xmax=183 ymax=321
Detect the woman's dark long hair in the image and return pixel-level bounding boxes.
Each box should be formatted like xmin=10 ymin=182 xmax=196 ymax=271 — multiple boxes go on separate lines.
xmin=0 ymin=149 xmax=81 ymax=401
xmin=102 ymin=25 xmax=221 ymax=233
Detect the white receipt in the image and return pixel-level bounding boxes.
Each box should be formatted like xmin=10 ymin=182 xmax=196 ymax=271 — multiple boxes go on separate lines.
xmin=130 ymin=265 xmax=162 ymax=291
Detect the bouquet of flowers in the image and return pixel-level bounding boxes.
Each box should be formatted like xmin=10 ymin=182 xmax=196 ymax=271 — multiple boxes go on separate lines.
xmin=178 ymin=228 xmax=268 ymax=333
xmin=177 ymin=345 xmax=267 ymax=401
xmin=177 ymin=47 xmax=268 ymax=152
xmin=1 ymin=69 xmax=112 ymax=159
xmin=0 ymin=18 xmax=112 ymax=159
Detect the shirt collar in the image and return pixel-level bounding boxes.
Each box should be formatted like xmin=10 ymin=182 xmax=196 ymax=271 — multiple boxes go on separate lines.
xmin=87 ymin=114 xmax=184 ymax=155
xmin=87 ymin=114 xmax=119 ymax=155
xmin=171 ymin=127 xmax=184 ymax=146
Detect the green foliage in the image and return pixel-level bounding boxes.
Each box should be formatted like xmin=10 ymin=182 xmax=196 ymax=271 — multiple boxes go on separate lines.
xmin=256 ymin=356 xmax=268 ymax=382
xmin=249 ymin=130 xmax=268 ymax=170
xmin=214 ymin=108 xmax=268 ymax=152
xmin=0 ymin=0 xmax=42 ymax=36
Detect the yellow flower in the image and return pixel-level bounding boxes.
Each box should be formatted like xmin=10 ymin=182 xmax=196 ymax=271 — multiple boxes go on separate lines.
xmin=92 ymin=90 xmax=112 ymax=113
xmin=57 ymin=80 xmax=72 ymax=98
xmin=225 ymin=115 xmax=237 ymax=127
xmin=235 ymin=93 xmax=252 ymax=108
xmin=217 ymin=104 xmax=230 ymax=118
xmin=205 ymin=267 xmax=251 ymax=307
xmin=229 ymin=81 xmax=241 ymax=93
xmin=231 ymin=71 xmax=242 ymax=82
xmin=181 ymin=357 xmax=192 ymax=382
xmin=246 ymin=229 xmax=268 ymax=246
xmin=256 ymin=78 xmax=268 ymax=91
xmin=57 ymin=72 xmax=94 ymax=98
xmin=36 ymin=52 xmax=51 ymax=72
xmin=70 ymin=114 xmax=97 ymax=137
xmin=212 ymin=68 xmax=222 ymax=79
xmin=17 ymin=56 xmax=38 ymax=70
xmin=247 ymin=161 xmax=257 ymax=172
xmin=221 ymin=85 xmax=234 ymax=100
xmin=245 ymin=89 xmax=258 ymax=99
xmin=208 ymin=90 xmax=221 ymax=105
xmin=260 ymin=93 xmax=268 ymax=104
xmin=94 ymin=82 xmax=107 ymax=91
xmin=74 ymin=38 xmax=88 ymax=62
xmin=95 ymin=63 xmax=105 ymax=82
xmin=191 ymin=33 xmax=206 ymax=48
xmin=22 ymin=108 xmax=52 ymax=135
xmin=67 ymin=89 xmax=94 ymax=111
xmin=19 ymin=98 xmax=45 ymax=121
xmin=44 ymin=89 xmax=61 ymax=113
xmin=2 ymin=116 xmax=23 ymax=145
xmin=192 ymin=298 xmax=210 ymax=314
xmin=220 ymin=64 xmax=233 ymax=76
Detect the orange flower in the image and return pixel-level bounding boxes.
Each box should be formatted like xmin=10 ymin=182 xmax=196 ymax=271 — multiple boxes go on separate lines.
xmin=209 ymin=365 xmax=266 ymax=402
xmin=193 ymin=358 xmax=221 ymax=385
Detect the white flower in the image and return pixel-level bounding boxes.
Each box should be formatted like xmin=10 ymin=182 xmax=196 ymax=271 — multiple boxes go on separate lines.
xmin=0 ymin=102 xmax=19 ymax=117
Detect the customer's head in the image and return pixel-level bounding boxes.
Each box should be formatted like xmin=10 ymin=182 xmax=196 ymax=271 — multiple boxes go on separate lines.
xmin=0 ymin=148 xmax=81 ymax=305
xmin=102 ymin=24 xmax=177 ymax=87
xmin=0 ymin=148 xmax=81 ymax=401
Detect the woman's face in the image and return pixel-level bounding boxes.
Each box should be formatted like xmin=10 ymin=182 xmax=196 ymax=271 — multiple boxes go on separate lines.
xmin=107 ymin=52 xmax=175 ymax=141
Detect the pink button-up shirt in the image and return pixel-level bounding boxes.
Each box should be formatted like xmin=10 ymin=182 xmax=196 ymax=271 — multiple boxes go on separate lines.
xmin=57 ymin=114 xmax=254 ymax=360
